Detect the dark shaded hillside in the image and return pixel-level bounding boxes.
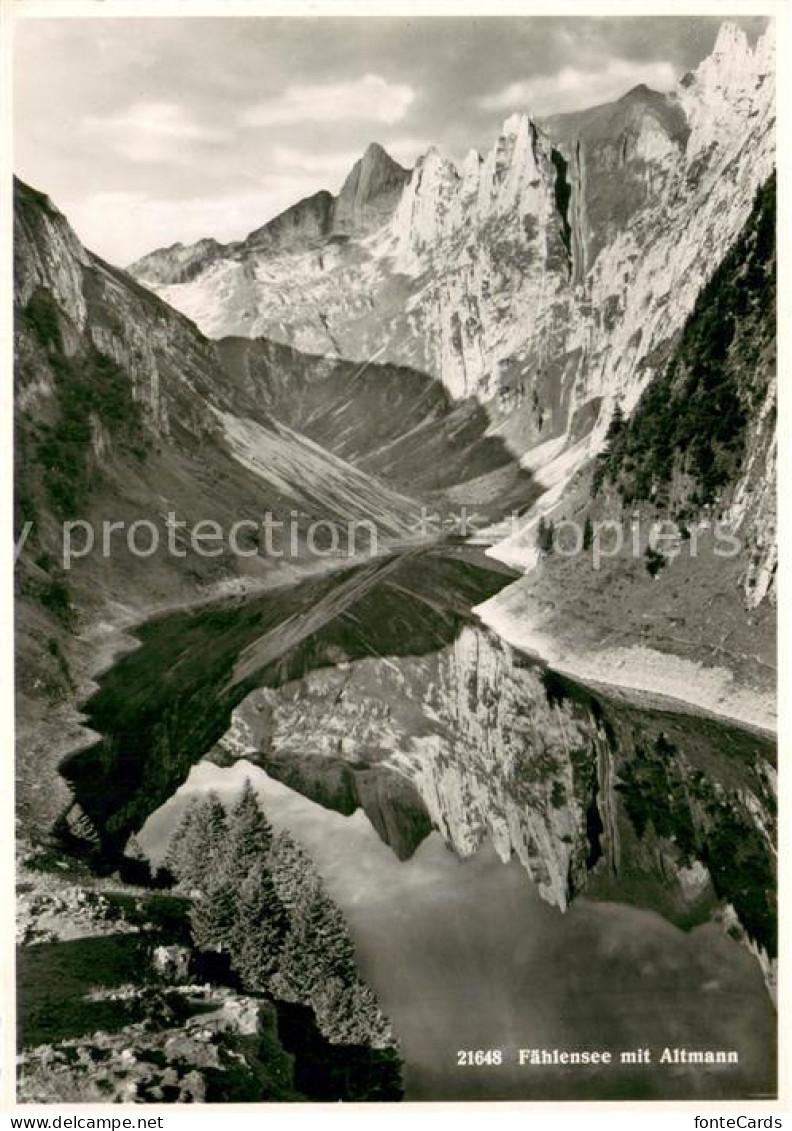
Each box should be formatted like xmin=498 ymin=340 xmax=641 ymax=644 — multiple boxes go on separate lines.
xmin=13 ymin=178 xmax=428 ymax=542
xmin=14 ymin=179 xmax=429 ymax=727
xmin=14 ymin=179 xmax=418 ymax=584
xmin=593 ymin=173 xmax=776 ymax=510
xmin=215 ymin=336 xmax=538 ymax=515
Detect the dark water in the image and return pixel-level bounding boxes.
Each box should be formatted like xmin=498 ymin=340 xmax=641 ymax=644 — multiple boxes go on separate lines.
xmin=63 ymin=548 xmax=777 ymax=1101
xmin=60 ymin=548 xmax=514 ymax=853
xmin=140 ymin=762 xmax=776 ymax=1102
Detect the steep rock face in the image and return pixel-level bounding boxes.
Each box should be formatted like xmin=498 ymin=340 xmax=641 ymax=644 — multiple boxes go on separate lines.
xmin=383 ymin=119 xmax=572 ymax=406
xmin=15 ymin=185 xmax=91 ymax=331
xmin=129 ymin=22 xmax=775 ymax=490
xmin=585 ymin=174 xmax=776 ymax=606
xmin=332 ymin=142 xmax=411 ymax=236
xmin=541 ymin=83 xmax=691 ymax=270
xmin=470 ymin=171 xmax=776 ymax=736
xmin=16 ymin=181 xmax=230 ymax=441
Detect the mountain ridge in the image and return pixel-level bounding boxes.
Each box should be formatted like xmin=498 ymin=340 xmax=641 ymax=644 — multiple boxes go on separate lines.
xmin=130 ymin=142 xmax=410 ymax=283
xmin=127 ymin=21 xmax=774 ymax=499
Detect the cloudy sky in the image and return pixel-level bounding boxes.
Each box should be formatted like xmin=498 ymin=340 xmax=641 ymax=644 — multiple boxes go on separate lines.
xmin=14 ymin=15 xmax=768 ymax=265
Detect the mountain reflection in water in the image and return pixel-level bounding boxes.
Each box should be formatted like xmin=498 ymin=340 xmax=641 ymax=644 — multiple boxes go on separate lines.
xmin=61 ymin=546 xmax=777 ymax=1101
xmin=141 ymin=762 xmax=776 ymax=1101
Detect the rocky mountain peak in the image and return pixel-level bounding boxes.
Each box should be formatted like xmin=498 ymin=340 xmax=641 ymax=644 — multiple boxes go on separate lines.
xmin=14 ymin=177 xmax=91 ymax=328
xmin=683 ymin=19 xmax=774 ymax=101
xmin=332 ymin=142 xmax=410 ymax=236
xmin=618 ymin=82 xmax=653 ymax=103
xmin=358 ymin=141 xmax=406 ymax=182
xmin=128 ymin=17 xmax=775 ymax=429
xmin=128 ymin=235 xmax=224 ymax=286
xmin=711 ymin=20 xmax=752 ymax=60
xmin=677 ymin=19 xmax=774 ymax=155
xmin=501 ymin=110 xmax=535 ymax=139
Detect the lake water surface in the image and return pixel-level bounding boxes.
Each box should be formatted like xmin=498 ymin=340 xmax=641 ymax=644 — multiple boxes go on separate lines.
xmin=62 ymin=549 xmax=775 ymax=1101
xmin=140 ymin=759 xmax=776 ymax=1101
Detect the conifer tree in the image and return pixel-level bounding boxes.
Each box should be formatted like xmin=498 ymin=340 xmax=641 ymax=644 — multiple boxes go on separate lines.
xmin=536 ymin=516 xmax=555 ymax=555
xmin=223 ymin=779 xmax=274 ymax=885
xmin=190 ymin=876 xmax=238 ymax=953
xmin=201 ymin=791 xmax=230 ymax=875
xmin=169 ymin=792 xmax=396 ymax=1052
xmin=232 ymin=861 xmax=289 ymax=990
xmin=270 ymin=912 xmax=313 ymax=1003
xmin=583 ymin=516 xmax=594 ymax=550
xmin=165 ymin=791 xmax=229 ymax=892
xmin=606 ymin=402 xmax=625 ymax=442
xmin=272 ymin=881 xmax=357 ymax=1005
xmin=163 ymin=795 xmax=201 ymax=885
xmin=314 ymin=979 xmax=393 ymax=1048
xmin=309 ymin=890 xmax=356 ymax=979
xmin=270 ymin=830 xmax=318 ymax=913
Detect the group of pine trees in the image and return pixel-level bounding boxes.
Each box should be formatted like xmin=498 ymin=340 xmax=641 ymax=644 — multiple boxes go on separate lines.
xmin=164 ymin=781 xmax=394 ymax=1050
xmin=591 ymin=173 xmax=776 ymax=510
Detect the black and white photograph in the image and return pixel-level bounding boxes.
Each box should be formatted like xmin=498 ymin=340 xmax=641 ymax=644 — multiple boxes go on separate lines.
xmin=6 ymin=1 xmax=784 ymax=1112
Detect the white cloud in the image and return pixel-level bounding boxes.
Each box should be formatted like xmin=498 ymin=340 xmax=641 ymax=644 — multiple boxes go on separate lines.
xmin=270 ymin=146 xmax=361 ymax=177
xmin=65 ymin=177 xmax=339 ymax=263
xmin=382 ymin=136 xmax=432 ymax=167
xmin=83 ymin=102 xmax=225 ymax=163
xmin=66 ymin=189 xmax=274 ymax=263
xmin=269 ymin=139 xmax=428 ymax=182
xmin=241 ymin=74 xmax=415 ymax=127
xmin=479 ymin=59 xmax=678 ymax=117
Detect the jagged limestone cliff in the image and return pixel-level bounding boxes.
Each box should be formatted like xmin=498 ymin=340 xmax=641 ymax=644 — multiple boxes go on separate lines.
xmin=129 ymin=23 xmax=775 ymax=498
xmin=478 ymin=172 xmax=776 ymax=729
